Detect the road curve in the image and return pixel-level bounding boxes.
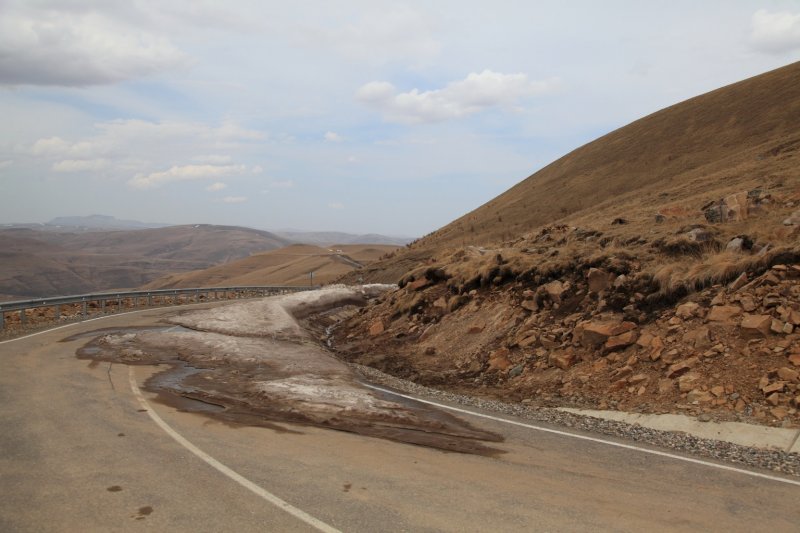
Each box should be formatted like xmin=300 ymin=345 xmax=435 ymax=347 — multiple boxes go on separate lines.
xmin=1 ymin=302 xmax=799 ymax=532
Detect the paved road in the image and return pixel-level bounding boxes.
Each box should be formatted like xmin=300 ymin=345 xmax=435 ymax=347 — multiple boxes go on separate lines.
xmin=1 ymin=304 xmax=799 ymax=532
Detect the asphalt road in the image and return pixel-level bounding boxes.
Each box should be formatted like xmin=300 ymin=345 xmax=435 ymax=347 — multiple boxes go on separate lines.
xmin=1 ymin=303 xmax=799 ymax=532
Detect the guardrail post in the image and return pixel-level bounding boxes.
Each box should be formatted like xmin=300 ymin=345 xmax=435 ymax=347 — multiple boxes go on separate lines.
xmin=0 ymin=309 xmax=4 ymax=330
xmin=81 ymin=298 xmax=87 ymax=319
xmin=55 ymin=304 xmax=61 ymax=320
xmin=20 ymin=309 xmax=26 ymax=325
xmin=147 ymin=293 xmax=152 ymax=306
xmin=117 ymin=295 xmax=122 ymax=311
xmin=100 ymin=299 xmax=105 ymax=313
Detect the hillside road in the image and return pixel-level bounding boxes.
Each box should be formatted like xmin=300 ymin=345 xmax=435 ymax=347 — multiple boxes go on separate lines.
xmin=1 ymin=305 xmax=799 ymax=532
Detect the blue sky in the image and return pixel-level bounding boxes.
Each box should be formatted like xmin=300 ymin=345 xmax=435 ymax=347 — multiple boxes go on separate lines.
xmin=1 ymin=1 xmax=799 ymax=236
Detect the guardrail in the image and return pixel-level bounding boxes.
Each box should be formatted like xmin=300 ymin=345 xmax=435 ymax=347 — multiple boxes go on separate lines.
xmin=0 ymin=285 xmax=318 ymax=330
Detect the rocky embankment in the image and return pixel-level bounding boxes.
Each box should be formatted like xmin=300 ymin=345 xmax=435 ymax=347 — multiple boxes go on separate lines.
xmin=330 ymin=192 xmax=800 ymax=429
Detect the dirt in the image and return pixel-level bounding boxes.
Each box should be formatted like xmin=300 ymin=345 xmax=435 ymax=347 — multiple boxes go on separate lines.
xmin=68 ymin=287 xmax=503 ymax=455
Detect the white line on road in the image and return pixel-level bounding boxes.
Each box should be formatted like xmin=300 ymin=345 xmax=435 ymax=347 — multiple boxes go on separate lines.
xmin=365 ymin=383 xmax=800 ymax=488
xmin=128 ymin=367 xmax=341 ymax=533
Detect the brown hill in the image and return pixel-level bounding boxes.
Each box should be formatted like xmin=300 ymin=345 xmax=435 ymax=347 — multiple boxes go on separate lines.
xmin=142 ymin=244 xmax=400 ymax=289
xmin=346 ymin=61 xmax=800 ymax=283
xmin=0 ymin=225 xmax=290 ymax=300
xmin=329 ymin=62 xmax=800 ymax=430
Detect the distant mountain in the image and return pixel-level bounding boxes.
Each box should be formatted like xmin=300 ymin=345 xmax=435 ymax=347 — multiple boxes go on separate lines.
xmin=275 ymin=230 xmax=412 ymax=246
xmin=46 ymin=214 xmax=170 ymax=231
xmin=0 ymin=224 xmax=290 ymax=300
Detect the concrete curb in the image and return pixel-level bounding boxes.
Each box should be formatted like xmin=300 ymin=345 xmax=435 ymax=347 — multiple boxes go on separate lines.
xmin=558 ymin=408 xmax=800 ymax=453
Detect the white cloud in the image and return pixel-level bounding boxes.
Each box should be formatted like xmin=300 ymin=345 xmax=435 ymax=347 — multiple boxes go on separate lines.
xmin=0 ymin=4 xmax=187 ymax=86
xmin=206 ymin=182 xmax=227 ymax=192
xmin=52 ymin=159 xmax=108 ymax=172
xmin=0 ymin=160 xmax=13 ymax=170
xmin=328 ymin=201 xmax=345 ymax=210
xmin=356 ymin=70 xmax=560 ymax=124
xmin=129 ymin=164 xmax=247 ymax=189
xmin=251 ymin=165 xmax=264 ymax=174
xmin=324 ymin=131 xmax=343 ymax=142
xmin=222 ymin=196 xmax=247 ymax=203
xmin=751 ymin=9 xmax=800 ymax=54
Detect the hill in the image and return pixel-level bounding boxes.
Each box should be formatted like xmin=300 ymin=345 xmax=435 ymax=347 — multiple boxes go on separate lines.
xmin=273 ymin=230 xmax=412 ymax=247
xmin=0 ymin=225 xmax=290 ymax=300
xmin=46 ymin=214 xmax=170 ymax=231
xmin=143 ymin=243 xmax=400 ymax=289
xmin=328 ymin=61 xmax=800 ymax=429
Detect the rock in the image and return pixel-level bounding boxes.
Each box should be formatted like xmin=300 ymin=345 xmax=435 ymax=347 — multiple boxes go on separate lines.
xmin=508 ymin=364 xmax=525 ymax=378
xmin=710 ymin=385 xmax=725 ymax=397
xmin=543 ymin=280 xmax=565 ymax=302
xmin=709 ymin=292 xmax=726 ymax=306
xmin=657 ymin=378 xmax=673 ymax=394
xmin=407 ymin=278 xmax=429 ymax=291
xmin=467 ymin=321 xmax=486 ymax=334
xmin=604 ymin=330 xmax=639 ymax=352
xmin=738 ymin=296 xmax=757 ymax=312
xmin=706 ymin=305 xmax=742 ymax=323
xmin=448 ymin=295 xmax=470 ymax=313
xmin=424 ymin=346 xmax=436 ymax=356
xmin=766 ymin=393 xmax=781 ymax=406
xmin=789 ymin=354 xmax=800 ymax=366
xmin=739 ymin=314 xmax=773 ymax=338
xmin=777 ymin=367 xmax=799 ymax=381
xmin=628 ymin=373 xmax=649 ymax=385
xmin=697 ymin=413 xmax=712 ymax=422
xmin=728 ymin=272 xmax=749 ymax=291
xmin=517 ymin=333 xmax=538 ymax=348
xmin=667 ymin=357 xmax=699 ymax=378
xmin=613 ymin=275 xmax=627 ymax=289
xmin=770 ymin=407 xmax=789 ymax=420
xmin=761 ymin=381 xmax=786 ymax=394
xmin=678 ymin=372 xmax=701 ymax=392
xmin=683 ymin=326 xmax=711 ymax=349
xmin=611 ymin=217 xmax=628 ymax=225
xmin=770 ymin=319 xmax=786 ymax=334
xmin=636 ymin=332 xmax=654 ymax=347
xmin=549 ymin=351 xmax=577 ymax=370
xmin=578 ymin=320 xmax=637 ymax=348
xmin=368 ymin=319 xmax=386 ymax=336
xmin=783 ymin=322 xmax=794 ymax=334
xmin=587 ymin=268 xmax=609 ymax=293
xmin=687 ymin=389 xmax=714 ymax=403
xmin=488 ymin=348 xmax=512 ymax=371
xmin=726 ymin=238 xmax=745 ymax=253
xmin=783 ymin=209 xmax=800 ymax=226
xmin=675 ymin=302 xmax=700 ymax=319
xmin=686 ymin=227 xmax=714 ymax=242
xmin=520 ymin=300 xmax=539 ymax=312
xmin=432 ymin=297 xmax=448 ymax=309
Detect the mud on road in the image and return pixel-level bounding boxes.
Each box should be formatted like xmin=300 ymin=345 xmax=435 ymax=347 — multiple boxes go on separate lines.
xmin=65 ymin=286 xmax=503 ymax=455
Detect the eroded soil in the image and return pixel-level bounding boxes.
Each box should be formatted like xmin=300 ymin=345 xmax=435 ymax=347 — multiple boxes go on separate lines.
xmin=65 ymin=286 xmax=503 ymax=455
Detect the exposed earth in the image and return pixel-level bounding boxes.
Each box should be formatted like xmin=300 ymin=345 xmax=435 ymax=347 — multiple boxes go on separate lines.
xmin=67 ymin=286 xmax=502 ymax=455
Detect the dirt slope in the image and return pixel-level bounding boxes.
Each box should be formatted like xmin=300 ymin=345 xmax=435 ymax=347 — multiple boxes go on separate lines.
xmin=143 ymin=244 xmax=400 ymax=289
xmin=330 ymin=61 xmax=800 ymax=429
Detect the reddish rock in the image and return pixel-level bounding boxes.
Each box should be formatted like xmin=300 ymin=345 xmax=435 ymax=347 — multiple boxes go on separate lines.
xmin=728 ymin=272 xmax=749 ymax=291
xmin=407 ymin=278 xmax=429 ymax=291
xmin=761 ymin=381 xmax=786 ymax=394
xmin=657 ymin=378 xmax=673 ymax=394
xmin=424 ymin=346 xmax=436 ymax=356
xmin=777 ymin=367 xmax=799 ymax=382
xmin=628 ymin=373 xmax=649 ymax=385
xmin=666 ymin=357 xmax=699 ymax=378
xmin=543 ymin=280 xmax=565 ymax=302
xmin=788 ymin=353 xmax=800 ymax=366
xmin=687 ymin=389 xmax=714 ymax=403
xmin=549 ymin=351 xmax=576 ymax=370
xmin=578 ymin=320 xmax=636 ymax=348
xmin=678 ymin=372 xmax=700 ymax=392
xmin=604 ymin=330 xmax=639 ymax=352
xmin=739 ymin=314 xmax=772 ymax=338
xmin=675 ymin=302 xmax=700 ymax=319
xmin=488 ymin=347 xmax=512 ymax=371
xmin=706 ymin=305 xmax=742 ymax=323
xmin=368 ymin=319 xmax=385 ymax=336
xmin=520 ymin=300 xmax=538 ymax=312
xmin=432 ymin=297 xmax=448 ymax=309
xmin=587 ymin=268 xmax=609 ymax=293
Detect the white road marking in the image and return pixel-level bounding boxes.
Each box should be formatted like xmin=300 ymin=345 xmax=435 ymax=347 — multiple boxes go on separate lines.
xmin=0 ymin=308 xmax=157 ymax=345
xmin=365 ymin=383 xmax=800 ymax=488
xmin=128 ymin=367 xmax=341 ymax=533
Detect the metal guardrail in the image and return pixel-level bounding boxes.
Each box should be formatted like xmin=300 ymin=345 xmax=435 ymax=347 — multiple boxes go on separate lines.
xmin=0 ymin=285 xmax=319 ymax=330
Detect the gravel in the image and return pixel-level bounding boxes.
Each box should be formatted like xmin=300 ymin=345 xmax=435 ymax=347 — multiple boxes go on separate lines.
xmin=351 ymin=363 xmax=800 ymax=478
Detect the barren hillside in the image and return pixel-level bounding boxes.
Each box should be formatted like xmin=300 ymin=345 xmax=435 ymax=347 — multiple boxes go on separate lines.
xmin=144 ymin=244 xmax=400 ymax=289
xmin=0 ymin=225 xmax=290 ymax=300
xmin=328 ymin=61 xmax=800 ymax=429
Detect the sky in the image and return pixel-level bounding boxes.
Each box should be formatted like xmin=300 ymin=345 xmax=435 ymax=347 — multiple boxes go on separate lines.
xmin=1 ymin=1 xmax=799 ymax=237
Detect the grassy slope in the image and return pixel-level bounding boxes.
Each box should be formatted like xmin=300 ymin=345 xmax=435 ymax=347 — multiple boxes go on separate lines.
xmin=346 ymin=61 xmax=800 ymax=283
